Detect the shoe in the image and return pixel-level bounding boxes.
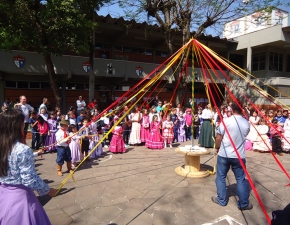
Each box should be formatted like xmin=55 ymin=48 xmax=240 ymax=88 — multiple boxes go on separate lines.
xmin=125 ymin=144 xmax=129 ymax=148
xmin=238 ymin=203 xmax=253 ymax=210
xmin=104 ymin=145 xmax=109 ymax=148
xmin=278 ymin=153 xmax=284 ymax=156
xmin=169 ymin=144 xmax=173 ymax=148
xmin=211 ymin=196 xmax=220 ymax=205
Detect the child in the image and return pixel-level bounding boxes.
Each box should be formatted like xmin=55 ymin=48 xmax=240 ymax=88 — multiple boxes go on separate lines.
xmin=145 ymin=115 xmax=163 ymax=149
xmin=270 ymin=119 xmax=284 ymax=156
xmin=193 ymin=112 xmax=201 ymax=139
xmin=45 ymin=111 xmax=58 ymax=152
xmin=109 ymin=126 xmax=126 ymax=153
xmin=141 ymin=109 xmax=150 ymax=143
xmin=68 ymin=124 xmax=82 ymax=168
xmin=78 ymin=117 xmax=91 ymax=160
xmin=39 ymin=108 xmax=48 ymax=121
xmin=76 ymin=110 xmax=85 ymax=130
xmin=89 ymin=120 xmax=103 ymax=159
xmin=184 ymin=108 xmax=192 ymax=141
xmin=55 ymin=120 xmax=73 ymax=176
xmin=162 ymin=114 xmax=174 ymax=148
xmin=170 ymin=108 xmax=178 ymax=143
xmin=252 ymin=119 xmax=271 ymax=152
xmin=37 ymin=115 xmax=49 ymax=149
xmin=68 ymin=111 xmax=77 ymax=125
xmin=29 ymin=110 xmax=39 ymax=150
xmin=177 ymin=111 xmax=186 ymax=142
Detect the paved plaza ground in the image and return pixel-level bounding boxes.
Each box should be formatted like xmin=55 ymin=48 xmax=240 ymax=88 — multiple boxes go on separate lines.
xmin=31 ymin=139 xmax=290 ymax=225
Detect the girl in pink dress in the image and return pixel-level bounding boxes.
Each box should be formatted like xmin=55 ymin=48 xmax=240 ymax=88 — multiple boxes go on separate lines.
xmin=68 ymin=124 xmax=82 ymax=168
xmin=141 ymin=109 xmax=150 ymax=143
xmin=146 ymin=115 xmax=164 ymax=149
xmin=162 ymin=114 xmax=174 ymax=148
xmin=109 ymin=126 xmax=126 ymax=153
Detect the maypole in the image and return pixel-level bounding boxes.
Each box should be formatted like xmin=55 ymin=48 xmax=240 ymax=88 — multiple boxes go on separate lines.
xmin=191 ymin=39 xmax=195 ymax=147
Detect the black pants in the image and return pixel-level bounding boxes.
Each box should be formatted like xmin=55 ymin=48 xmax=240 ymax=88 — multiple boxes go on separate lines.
xmin=193 ymin=126 xmax=200 ymax=139
xmin=39 ymin=134 xmax=47 ymax=148
xmin=81 ymin=138 xmax=90 ymax=154
xmin=272 ymin=136 xmax=282 ymax=153
xmin=122 ymin=124 xmax=130 ymax=144
xmin=24 ymin=122 xmax=29 ymax=138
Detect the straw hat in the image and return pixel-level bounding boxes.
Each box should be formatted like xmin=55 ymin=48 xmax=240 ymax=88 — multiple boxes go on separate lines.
xmin=59 ymin=120 xmax=69 ymax=126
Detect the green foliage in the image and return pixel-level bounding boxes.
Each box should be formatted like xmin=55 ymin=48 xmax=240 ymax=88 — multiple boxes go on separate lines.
xmin=0 ymin=0 xmax=106 ymax=55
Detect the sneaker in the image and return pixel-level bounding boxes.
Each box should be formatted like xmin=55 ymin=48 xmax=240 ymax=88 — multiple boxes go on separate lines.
xmin=238 ymin=203 xmax=253 ymax=210
xmin=125 ymin=144 xmax=129 ymax=148
xmin=104 ymin=145 xmax=109 ymax=148
xmin=211 ymin=196 xmax=220 ymax=205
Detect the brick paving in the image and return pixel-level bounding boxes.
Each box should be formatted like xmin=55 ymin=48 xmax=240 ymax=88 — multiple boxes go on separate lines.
xmin=30 ymin=139 xmax=290 ymax=225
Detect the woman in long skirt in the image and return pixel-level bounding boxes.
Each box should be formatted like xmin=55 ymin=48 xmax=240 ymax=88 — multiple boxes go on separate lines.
xmin=146 ymin=115 xmax=164 ymax=149
xmin=0 ymin=109 xmax=56 ymax=225
xmin=128 ymin=107 xmax=142 ymax=145
xmin=198 ymin=104 xmax=215 ymax=148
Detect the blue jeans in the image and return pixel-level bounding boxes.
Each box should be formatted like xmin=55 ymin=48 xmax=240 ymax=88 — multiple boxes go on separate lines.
xmin=215 ymin=155 xmax=249 ymax=208
xmin=56 ymin=146 xmax=72 ymax=165
xmin=31 ymin=132 xmax=39 ymax=150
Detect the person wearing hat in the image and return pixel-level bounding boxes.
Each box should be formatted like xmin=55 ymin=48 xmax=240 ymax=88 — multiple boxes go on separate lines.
xmin=55 ymin=120 xmax=73 ymax=176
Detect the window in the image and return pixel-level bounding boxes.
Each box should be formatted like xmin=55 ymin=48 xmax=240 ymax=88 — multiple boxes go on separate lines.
xmin=95 ymin=85 xmax=102 ymax=90
xmin=234 ymin=24 xmax=239 ymax=33
xmin=131 ymin=47 xmax=138 ymax=53
xmin=156 ymin=50 xmax=168 ymax=57
xmin=18 ymin=81 xmax=29 ymax=88
xmin=41 ymin=82 xmax=51 ymax=89
xmin=115 ymin=45 xmax=123 ymax=52
xmin=5 ymin=81 xmax=17 ymax=88
xmin=95 ymin=42 xmax=102 ymax=49
xmin=269 ymin=52 xmax=283 ymax=72
xmin=123 ymin=46 xmax=130 ymax=52
xmin=30 ymin=82 xmax=40 ymax=89
xmin=287 ymin=55 xmax=290 ymax=72
xmin=252 ymin=52 xmax=266 ymax=71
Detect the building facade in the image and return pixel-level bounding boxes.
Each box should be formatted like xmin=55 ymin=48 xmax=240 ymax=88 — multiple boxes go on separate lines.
xmin=0 ymin=14 xmax=234 ymax=111
xmin=224 ymin=8 xmax=290 ymax=106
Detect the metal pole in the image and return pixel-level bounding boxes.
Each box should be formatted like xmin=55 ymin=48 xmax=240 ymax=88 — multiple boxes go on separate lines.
xmin=191 ymin=40 xmax=194 ymax=147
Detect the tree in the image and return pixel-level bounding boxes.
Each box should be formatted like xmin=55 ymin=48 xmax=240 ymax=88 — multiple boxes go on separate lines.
xmin=108 ymin=0 xmax=286 ymax=105
xmin=0 ymin=0 xmax=107 ymax=107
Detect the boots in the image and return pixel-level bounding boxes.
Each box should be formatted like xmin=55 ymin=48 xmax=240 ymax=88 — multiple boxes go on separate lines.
xmin=57 ymin=164 xmax=62 ymax=176
xmin=67 ymin=162 xmax=74 ymax=174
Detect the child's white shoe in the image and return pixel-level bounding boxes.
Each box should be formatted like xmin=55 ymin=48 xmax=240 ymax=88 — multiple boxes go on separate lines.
xmin=169 ymin=144 xmax=172 ymax=148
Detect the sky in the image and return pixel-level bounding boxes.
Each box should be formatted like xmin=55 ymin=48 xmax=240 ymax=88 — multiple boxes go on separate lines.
xmin=97 ymin=2 xmax=290 ymax=37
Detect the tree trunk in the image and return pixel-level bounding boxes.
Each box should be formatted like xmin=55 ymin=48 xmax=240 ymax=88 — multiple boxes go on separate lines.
xmin=44 ymin=55 xmax=62 ymax=108
xmin=174 ymin=19 xmax=191 ymax=108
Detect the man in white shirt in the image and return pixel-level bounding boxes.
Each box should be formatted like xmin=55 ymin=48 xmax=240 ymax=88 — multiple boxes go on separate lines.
xmin=38 ymin=98 xmax=48 ymax=113
xmin=14 ymin=95 xmax=34 ymax=138
xmin=76 ymin=96 xmax=86 ymax=116
xmin=212 ymin=103 xmax=252 ymax=210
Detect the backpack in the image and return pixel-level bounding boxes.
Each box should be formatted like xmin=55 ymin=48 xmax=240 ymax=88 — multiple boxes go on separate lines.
xmin=272 ymin=203 xmax=290 ymax=225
